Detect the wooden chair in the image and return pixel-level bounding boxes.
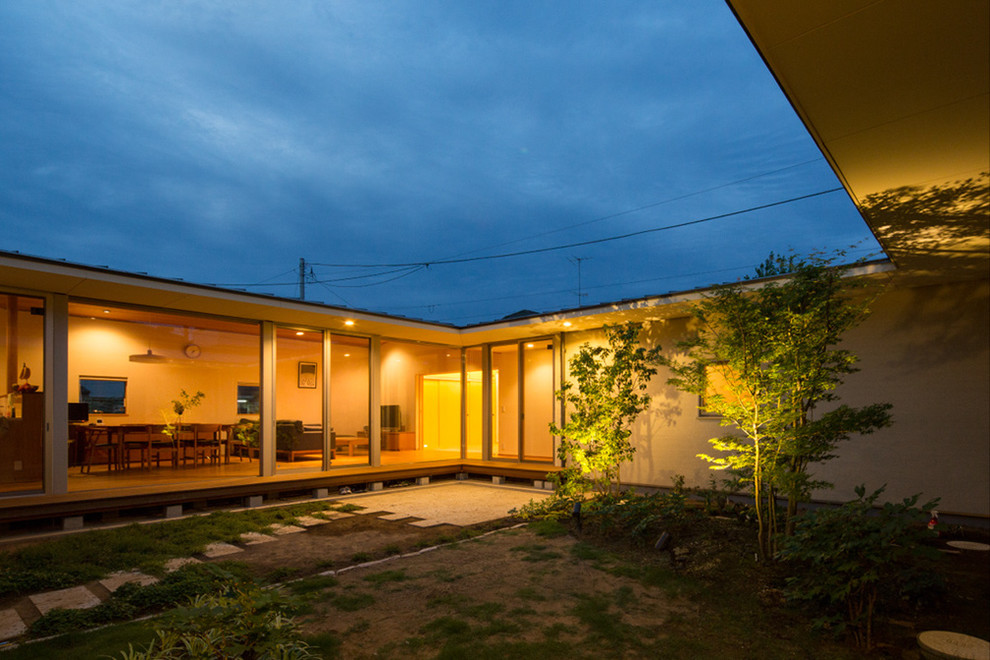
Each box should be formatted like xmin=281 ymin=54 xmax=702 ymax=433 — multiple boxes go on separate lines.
xmin=81 ymin=425 xmax=118 ymax=472
xmin=186 ymin=424 xmax=222 ymax=465
xmin=119 ymin=424 xmax=152 ymax=469
xmin=149 ymin=424 xmax=179 ymax=468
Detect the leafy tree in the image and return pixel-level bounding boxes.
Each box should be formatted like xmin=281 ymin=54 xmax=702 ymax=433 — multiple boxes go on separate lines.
xmin=666 ymin=253 xmax=892 ymax=560
xmin=550 ymin=322 xmax=663 ymax=495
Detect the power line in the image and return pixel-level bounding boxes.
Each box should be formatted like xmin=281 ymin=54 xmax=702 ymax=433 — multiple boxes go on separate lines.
xmin=434 ymin=158 xmax=824 ymax=262
xmin=385 ymin=244 xmax=883 ymax=315
xmin=308 ymin=187 xmax=843 ymax=269
xmin=210 ymin=183 xmax=843 ymax=291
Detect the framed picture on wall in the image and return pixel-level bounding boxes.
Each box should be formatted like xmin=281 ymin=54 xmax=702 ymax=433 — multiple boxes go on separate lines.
xmin=298 ymin=362 xmax=318 ymax=389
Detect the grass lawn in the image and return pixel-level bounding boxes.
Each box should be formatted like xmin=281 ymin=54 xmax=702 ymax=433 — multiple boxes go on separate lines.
xmin=2 ymin=494 xmax=986 ymax=658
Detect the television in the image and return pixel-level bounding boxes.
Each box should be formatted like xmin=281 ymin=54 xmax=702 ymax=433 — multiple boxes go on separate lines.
xmin=68 ymin=402 xmax=89 ymax=423
xmin=381 ymin=404 xmax=401 ymax=431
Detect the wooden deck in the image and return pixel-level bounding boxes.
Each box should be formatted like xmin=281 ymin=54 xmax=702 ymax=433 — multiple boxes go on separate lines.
xmin=0 ymin=459 xmax=560 ymax=528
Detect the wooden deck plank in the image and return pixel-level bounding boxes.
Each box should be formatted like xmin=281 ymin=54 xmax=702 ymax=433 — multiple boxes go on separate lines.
xmin=0 ymin=460 xmax=559 ymax=525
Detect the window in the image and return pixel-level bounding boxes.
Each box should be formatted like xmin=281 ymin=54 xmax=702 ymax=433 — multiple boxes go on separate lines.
xmin=237 ymin=384 xmax=260 ymax=415
xmin=79 ymin=377 xmax=127 ymax=414
xmin=699 ymin=363 xmax=751 ymax=417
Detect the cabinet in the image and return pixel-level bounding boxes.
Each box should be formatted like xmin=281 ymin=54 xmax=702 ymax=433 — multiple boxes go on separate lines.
xmin=383 ymin=431 xmax=417 ymax=451
xmin=0 ymin=391 xmax=44 ymax=484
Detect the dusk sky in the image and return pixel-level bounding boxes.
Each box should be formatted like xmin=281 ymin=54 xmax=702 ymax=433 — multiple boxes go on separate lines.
xmin=0 ymin=1 xmax=884 ymax=325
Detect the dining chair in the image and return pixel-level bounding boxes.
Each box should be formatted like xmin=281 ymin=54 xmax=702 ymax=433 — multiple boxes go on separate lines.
xmin=81 ymin=425 xmax=117 ymax=473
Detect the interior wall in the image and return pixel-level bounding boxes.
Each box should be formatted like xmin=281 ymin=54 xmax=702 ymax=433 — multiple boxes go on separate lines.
xmin=275 ymin=335 xmax=322 ymax=424
xmin=329 ymin=338 xmax=369 ymax=436
xmin=492 ymin=346 xmax=518 ymax=456
xmin=2 ymin=301 xmax=45 ymax=397
xmin=465 ymin=349 xmax=484 ymax=458
xmin=380 ymin=341 xmax=460 ymax=435
xmin=421 ymin=376 xmax=460 ymax=451
xmin=522 ymin=341 xmax=554 ymax=460
xmin=67 ymin=316 xmax=260 ymax=425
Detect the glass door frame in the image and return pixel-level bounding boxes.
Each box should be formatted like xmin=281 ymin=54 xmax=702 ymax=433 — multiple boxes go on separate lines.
xmin=483 ymin=336 xmax=558 ymax=464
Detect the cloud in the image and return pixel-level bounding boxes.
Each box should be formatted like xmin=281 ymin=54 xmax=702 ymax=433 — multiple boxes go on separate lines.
xmin=0 ymin=0 xmax=880 ymax=323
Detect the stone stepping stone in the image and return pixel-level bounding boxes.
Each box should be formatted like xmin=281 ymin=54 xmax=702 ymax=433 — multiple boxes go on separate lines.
xmin=202 ymin=542 xmax=244 ymax=558
xmin=99 ymin=571 xmax=159 ymax=593
xmin=409 ymin=519 xmax=444 ymax=528
xmin=377 ymin=512 xmax=413 ymax=521
xmin=316 ymin=510 xmax=354 ymax=521
xmin=946 ymin=540 xmax=990 ymax=552
xmin=295 ymin=515 xmax=330 ymax=527
xmin=30 ymin=585 xmax=102 ymax=615
xmin=0 ymin=608 xmax=27 ymax=642
xmin=240 ymin=532 xmax=278 ymax=545
xmin=917 ymin=630 xmax=990 ymax=659
xmin=164 ymin=557 xmax=202 ymax=572
xmin=270 ymin=524 xmax=306 ymax=535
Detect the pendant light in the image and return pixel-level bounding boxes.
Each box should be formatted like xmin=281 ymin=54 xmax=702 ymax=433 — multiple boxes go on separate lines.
xmin=129 ymin=348 xmax=167 ymax=363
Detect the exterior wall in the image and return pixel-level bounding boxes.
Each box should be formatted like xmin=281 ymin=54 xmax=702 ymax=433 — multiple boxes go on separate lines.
xmin=607 ymin=279 xmax=990 ymax=518
xmin=817 ymin=278 xmax=989 ymax=516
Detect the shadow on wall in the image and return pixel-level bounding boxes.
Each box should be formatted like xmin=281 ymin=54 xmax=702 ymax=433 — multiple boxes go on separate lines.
xmin=630 ymin=318 xmax=696 ymax=486
xmin=860 ymin=172 xmax=989 ymax=279
xmin=858 ymin=278 xmax=989 ymax=377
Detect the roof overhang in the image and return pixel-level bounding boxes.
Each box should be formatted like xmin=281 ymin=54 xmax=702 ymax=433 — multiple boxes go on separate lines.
xmin=1 ymin=252 xmax=897 ymax=344
xmin=726 ymin=0 xmax=989 ymax=285
xmin=0 ymin=251 xmax=463 ymax=344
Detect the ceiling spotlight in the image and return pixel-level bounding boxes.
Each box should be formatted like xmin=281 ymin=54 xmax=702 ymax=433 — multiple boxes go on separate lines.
xmin=344 ymin=320 xmax=355 ymax=326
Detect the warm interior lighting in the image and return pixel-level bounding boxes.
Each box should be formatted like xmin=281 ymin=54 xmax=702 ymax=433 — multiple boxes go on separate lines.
xmin=563 ymin=321 xmax=572 ymax=327
xmin=295 ymin=331 xmax=304 ymax=336
xmin=526 ymin=343 xmax=535 ymax=348
xmin=129 ymin=348 xmax=167 ymax=363
xmin=103 ymin=309 xmax=111 ymax=314
xmin=344 ymin=320 xmax=355 ymax=326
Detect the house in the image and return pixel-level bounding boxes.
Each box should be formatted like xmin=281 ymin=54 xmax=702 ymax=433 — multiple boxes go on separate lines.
xmin=1 ymin=0 xmax=987 ymax=527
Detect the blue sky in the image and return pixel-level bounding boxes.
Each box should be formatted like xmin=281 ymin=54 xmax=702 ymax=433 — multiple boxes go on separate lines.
xmin=0 ymin=1 xmax=882 ymax=324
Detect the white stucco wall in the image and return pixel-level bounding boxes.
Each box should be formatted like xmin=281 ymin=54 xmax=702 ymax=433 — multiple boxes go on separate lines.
xmin=569 ymin=279 xmax=989 ymax=518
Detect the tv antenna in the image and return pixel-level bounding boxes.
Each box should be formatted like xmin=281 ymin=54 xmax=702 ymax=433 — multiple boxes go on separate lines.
xmin=568 ymin=256 xmax=591 ymax=307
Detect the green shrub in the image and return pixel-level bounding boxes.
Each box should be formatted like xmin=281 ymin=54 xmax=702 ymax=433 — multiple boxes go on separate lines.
xmin=779 ymin=485 xmax=942 ymax=649
xmin=514 ymin=493 xmax=582 ymax=522
xmin=584 ymin=482 xmax=690 ymax=540
xmin=116 ymin=584 xmax=315 ymax=659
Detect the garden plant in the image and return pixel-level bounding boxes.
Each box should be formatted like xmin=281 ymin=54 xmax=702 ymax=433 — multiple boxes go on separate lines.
xmin=666 ymin=252 xmax=893 ymax=560
xmin=549 ymin=322 xmax=663 ymax=496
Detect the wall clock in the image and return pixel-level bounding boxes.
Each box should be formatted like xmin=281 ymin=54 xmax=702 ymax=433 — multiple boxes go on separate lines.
xmin=183 ymin=343 xmax=202 ymax=359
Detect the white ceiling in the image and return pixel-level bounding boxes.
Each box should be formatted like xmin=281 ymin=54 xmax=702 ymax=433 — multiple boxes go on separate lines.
xmin=727 ymin=0 xmax=989 ymax=283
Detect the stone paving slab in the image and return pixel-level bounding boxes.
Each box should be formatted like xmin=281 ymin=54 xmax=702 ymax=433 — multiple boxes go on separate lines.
xmin=377 ymin=512 xmax=413 ymax=521
xmin=409 ymin=519 xmax=444 ymax=527
xmin=339 ymin=482 xmax=549 ymax=527
xmin=271 ymin=523 xmax=306 ymax=535
xmin=240 ymin=532 xmax=278 ymax=545
xmin=29 ymin=585 xmax=102 ymax=615
xmin=164 ymin=557 xmax=201 ymax=572
xmin=946 ymin=540 xmax=990 ymax=551
xmin=202 ymin=542 xmax=244 ymax=558
xmin=99 ymin=570 xmax=159 ymax=593
xmin=0 ymin=608 xmax=27 ymax=642
xmin=295 ymin=515 xmax=331 ymax=527
xmin=316 ymin=510 xmax=355 ymax=521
